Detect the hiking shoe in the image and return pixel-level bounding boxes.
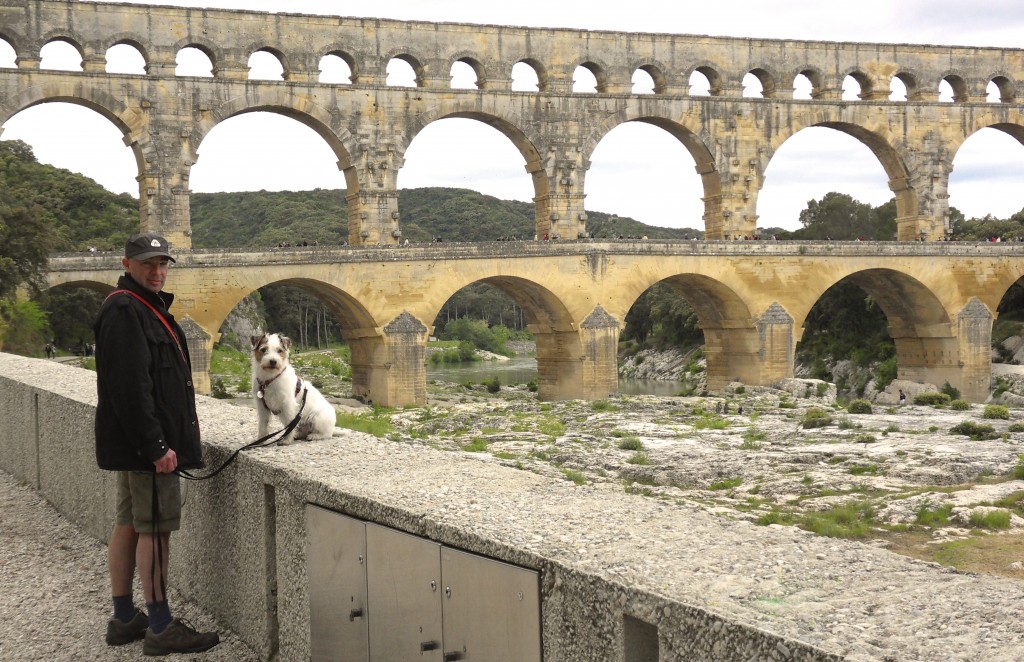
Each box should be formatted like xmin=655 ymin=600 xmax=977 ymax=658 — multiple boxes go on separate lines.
xmin=143 ymin=618 xmax=220 ymax=656
xmin=106 ymin=610 xmax=149 ymax=645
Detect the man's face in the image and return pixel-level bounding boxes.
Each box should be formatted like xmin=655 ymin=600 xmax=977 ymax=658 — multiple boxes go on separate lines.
xmin=122 ymin=256 xmax=170 ymax=293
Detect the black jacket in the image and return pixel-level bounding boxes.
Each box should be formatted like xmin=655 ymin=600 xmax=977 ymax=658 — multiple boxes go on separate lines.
xmin=93 ymin=274 xmax=204 ymax=471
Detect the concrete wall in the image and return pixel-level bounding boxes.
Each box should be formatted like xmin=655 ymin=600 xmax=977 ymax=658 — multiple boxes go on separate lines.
xmin=0 ymin=353 xmax=843 ymax=661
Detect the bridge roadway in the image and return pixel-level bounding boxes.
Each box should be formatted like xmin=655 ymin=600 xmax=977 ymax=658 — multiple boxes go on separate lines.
xmin=45 ymin=240 xmax=1023 ymax=405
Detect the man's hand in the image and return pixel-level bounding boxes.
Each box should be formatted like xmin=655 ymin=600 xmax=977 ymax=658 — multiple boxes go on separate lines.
xmin=153 ymin=448 xmax=178 ymax=474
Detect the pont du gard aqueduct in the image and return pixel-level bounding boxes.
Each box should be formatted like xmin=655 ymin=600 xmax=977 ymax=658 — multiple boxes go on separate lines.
xmin=2 ymin=0 xmax=1022 ymax=408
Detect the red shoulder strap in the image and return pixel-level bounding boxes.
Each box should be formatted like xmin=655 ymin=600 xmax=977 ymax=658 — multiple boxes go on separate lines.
xmin=104 ymin=289 xmax=188 ymax=366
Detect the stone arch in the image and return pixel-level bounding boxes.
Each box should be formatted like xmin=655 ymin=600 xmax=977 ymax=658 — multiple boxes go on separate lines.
xmin=318 ymin=50 xmax=355 ymax=84
xmin=247 ymin=46 xmax=287 ymax=79
xmin=39 ymin=34 xmax=85 ymax=69
xmin=449 ymin=52 xmax=486 ymax=89
xmin=193 ymin=93 xmax=358 ymax=190
xmin=763 ymin=114 xmax=915 ymax=221
xmin=891 ymin=71 xmax=922 ymax=101
xmin=792 ymin=66 xmax=825 ymax=99
xmin=582 ymin=111 xmax=720 ymax=236
xmin=211 ymin=277 xmax=379 ymax=342
xmin=39 ymin=31 xmax=86 ymax=57
xmin=400 ymin=102 xmax=547 ymax=204
xmin=791 ymin=268 xmax=950 ymax=339
xmin=320 ymin=46 xmax=357 ymax=78
xmin=689 ymin=63 xmax=724 ymax=96
xmin=172 ymin=37 xmax=224 ymax=72
xmin=44 ymin=277 xmax=116 ymax=298
xmin=746 ymin=66 xmax=779 ymax=98
xmin=631 ymin=59 xmax=670 ymax=94
xmin=0 ymin=28 xmax=26 ymax=59
xmin=571 ymin=58 xmax=610 ymax=93
xmin=617 ymin=272 xmax=759 ymax=388
xmin=842 ymin=68 xmax=874 ymax=100
xmin=512 ymin=57 xmax=547 ymax=91
xmin=424 ymin=275 xmax=584 ymax=400
xmin=793 ymin=267 xmax=962 ymax=394
xmin=0 ymin=84 xmax=153 ymax=189
xmin=939 ymin=71 xmax=969 ymax=102
xmin=104 ymin=34 xmax=150 ymax=65
xmin=384 ymin=50 xmax=426 ymax=87
xmin=988 ymin=73 xmax=1016 ymax=103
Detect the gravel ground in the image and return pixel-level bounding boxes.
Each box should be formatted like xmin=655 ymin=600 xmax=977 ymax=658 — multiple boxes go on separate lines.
xmin=0 ymin=470 xmax=260 ymax=661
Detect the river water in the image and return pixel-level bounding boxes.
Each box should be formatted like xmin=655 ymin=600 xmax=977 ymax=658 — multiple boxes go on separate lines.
xmin=426 ymin=357 xmax=684 ymax=397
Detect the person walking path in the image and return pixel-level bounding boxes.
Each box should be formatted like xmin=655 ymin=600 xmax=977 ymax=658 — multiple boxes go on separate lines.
xmin=0 ymin=470 xmax=260 ymax=661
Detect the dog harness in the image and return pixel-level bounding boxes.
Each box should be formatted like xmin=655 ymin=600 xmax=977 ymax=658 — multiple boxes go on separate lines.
xmin=256 ymin=373 xmax=304 ymax=415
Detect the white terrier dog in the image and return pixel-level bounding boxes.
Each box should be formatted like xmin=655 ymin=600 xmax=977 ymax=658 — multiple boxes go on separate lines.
xmin=251 ymin=333 xmax=337 ymax=445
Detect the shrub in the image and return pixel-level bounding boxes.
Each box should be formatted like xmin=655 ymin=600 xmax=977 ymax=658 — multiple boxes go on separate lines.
xmin=940 ymin=382 xmax=962 ymax=401
xmin=969 ymin=509 xmax=1011 ymax=530
xmin=484 ymin=376 xmax=501 ymax=393
xmin=875 ymin=356 xmax=897 ymax=391
xmin=561 ymin=469 xmax=586 ymax=485
xmin=798 ymin=501 xmax=875 ymax=539
xmin=949 ymin=399 xmax=970 ymax=411
xmin=915 ymin=502 xmax=953 ymax=527
xmin=801 ymin=408 xmax=833 ymax=429
xmin=816 ymin=382 xmax=829 ymax=397
xmin=1014 ymin=455 xmax=1024 ymax=480
xmin=709 ymin=476 xmax=742 ymax=490
xmin=949 ymin=420 xmax=998 ymax=441
xmin=627 ymin=451 xmax=653 ymax=465
xmin=1009 ymin=423 xmax=1024 ymax=433
xmin=617 ymin=436 xmax=644 ymax=451
xmin=527 ymin=378 xmax=538 ymax=392
xmin=914 ymin=392 xmax=951 ymax=406
xmin=847 ymin=399 xmax=873 ymax=414
xmin=734 ymin=385 xmax=746 ymax=394
xmin=983 ymin=404 xmax=1010 ymax=420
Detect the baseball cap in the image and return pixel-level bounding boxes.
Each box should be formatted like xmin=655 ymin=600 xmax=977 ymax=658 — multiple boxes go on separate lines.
xmin=124 ymin=232 xmax=175 ymax=262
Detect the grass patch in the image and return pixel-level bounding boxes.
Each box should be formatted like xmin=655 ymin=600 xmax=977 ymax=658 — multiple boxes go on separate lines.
xmin=915 ymin=502 xmax=953 ymax=527
xmin=460 ymin=438 xmax=489 ymax=452
xmin=617 ymin=436 xmax=644 ymax=451
xmin=693 ymin=415 xmax=729 ymax=430
xmin=627 ymin=451 xmax=653 ymax=465
xmin=335 ymin=407 xmax=394 ymax=437
xmin=969 ymin=509 xmax=1011 ymax=530
xmin=562 ymin=469 xmax=586 ymax=485
xmin=709 ymin=476 xmax=743 ymax=490
xmin=537 ymin=418 xmax=567 ymax=438
xmin=798 ymin=501 xmax=876 ymax=539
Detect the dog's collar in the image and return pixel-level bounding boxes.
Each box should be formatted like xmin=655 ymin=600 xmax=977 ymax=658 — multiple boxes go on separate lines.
xmin=256 ymin=370 xmax=285 ymax=399
xmin=257 ymin=373 xmax=305 ymax=414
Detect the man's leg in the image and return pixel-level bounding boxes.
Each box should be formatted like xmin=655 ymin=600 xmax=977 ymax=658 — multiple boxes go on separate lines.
xmin=109 ymin=523 xmax=138 ymax=599
xmin=137 ymin=531 xmax=171 ymax=604
xmin=107 ymin=477 xmax=148 ymax=646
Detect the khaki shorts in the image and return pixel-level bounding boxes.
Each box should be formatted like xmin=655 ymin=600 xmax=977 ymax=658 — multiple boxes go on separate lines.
xmin=114 ymin=471 xmax=182 ymax=533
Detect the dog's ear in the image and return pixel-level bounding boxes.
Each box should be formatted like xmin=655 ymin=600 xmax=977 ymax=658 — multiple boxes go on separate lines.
xmin=281 ymin=336 xmax=292 ymax=350
xmin=251 ymin=334 xmax=264 ymax=349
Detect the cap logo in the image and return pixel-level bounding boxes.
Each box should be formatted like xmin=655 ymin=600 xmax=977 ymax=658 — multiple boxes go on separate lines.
xmin=150 ymin=239 xmax=161 ymax=247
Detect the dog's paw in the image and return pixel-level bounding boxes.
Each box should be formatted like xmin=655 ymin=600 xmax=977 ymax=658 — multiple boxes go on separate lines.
xmin=278 ymin=438 xmax=294 ymax=446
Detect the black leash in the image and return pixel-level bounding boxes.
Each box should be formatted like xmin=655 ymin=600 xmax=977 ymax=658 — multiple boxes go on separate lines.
xmin=176 ymin=389 xmax=308 ymax=481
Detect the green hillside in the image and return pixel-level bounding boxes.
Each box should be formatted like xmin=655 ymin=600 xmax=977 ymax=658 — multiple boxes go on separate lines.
xmin=189 ymin=187 xmax=698 ymax=248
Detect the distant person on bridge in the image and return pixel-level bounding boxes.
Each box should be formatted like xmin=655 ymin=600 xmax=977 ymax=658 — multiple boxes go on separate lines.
xmin=93 ymin=232 xmax=220 ymax=655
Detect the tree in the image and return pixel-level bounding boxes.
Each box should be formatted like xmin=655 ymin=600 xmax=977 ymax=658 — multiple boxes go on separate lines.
xmin=793 ymin=192 xmax=882 ymax=240
xmin=0 ymin=194 xmax=54 ymax=301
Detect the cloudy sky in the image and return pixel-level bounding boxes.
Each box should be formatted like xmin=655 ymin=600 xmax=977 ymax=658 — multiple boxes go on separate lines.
xmin=2 ymin=0 xmax=1023 ymax=231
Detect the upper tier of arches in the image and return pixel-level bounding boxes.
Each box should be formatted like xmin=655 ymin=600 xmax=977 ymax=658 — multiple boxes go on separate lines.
xmin=0 ymin=0 xmax=1019 ymax=103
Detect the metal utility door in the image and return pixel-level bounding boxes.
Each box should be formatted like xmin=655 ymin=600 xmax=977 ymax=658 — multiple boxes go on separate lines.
xmin=440 ymin=547 xmax=541 ymax=662
xmin=365 ymin=523 xmax=443 ymax=662
xmin=307 ymin=506 xmax=369 ymax=662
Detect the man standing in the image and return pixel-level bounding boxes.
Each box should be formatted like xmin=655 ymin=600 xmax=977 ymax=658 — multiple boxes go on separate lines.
xmin=94 ymin=233 xmax=219 ymax=655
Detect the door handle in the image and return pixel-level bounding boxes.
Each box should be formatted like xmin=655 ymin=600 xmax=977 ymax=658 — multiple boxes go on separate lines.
xmin=348 ymin=608 xmax=363 ymax=621
xmin=443 ymin=652 xmax=465 ymax=661
xmin=420 ymin=640 xmax=440 ymax=652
